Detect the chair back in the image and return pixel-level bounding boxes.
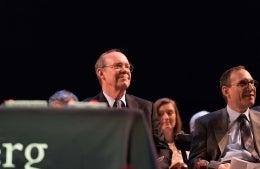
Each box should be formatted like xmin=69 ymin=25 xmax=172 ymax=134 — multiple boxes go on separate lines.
xmin=174 ymin=133 xmax=192 ymax=164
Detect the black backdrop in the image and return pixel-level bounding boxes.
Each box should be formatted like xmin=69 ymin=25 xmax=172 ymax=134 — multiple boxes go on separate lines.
xmin=1 ymin=1 xmax=260 ymax=132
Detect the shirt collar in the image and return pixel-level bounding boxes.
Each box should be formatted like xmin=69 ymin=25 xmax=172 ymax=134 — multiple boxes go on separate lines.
xmin=103 ymin=92 xmax=126 ymax=108
xmin=227 ymin=105 xmax=250 ymax=123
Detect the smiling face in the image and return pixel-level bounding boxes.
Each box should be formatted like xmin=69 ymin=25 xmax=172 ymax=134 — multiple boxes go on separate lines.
xmin=96 ymin=51 xmax=132 ymax=96
xmin=222 ymin=69 xmax=257 ymax=112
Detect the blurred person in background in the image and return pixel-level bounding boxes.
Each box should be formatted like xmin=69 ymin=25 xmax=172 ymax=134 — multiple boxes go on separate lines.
xmin=189 ymin=110 xmax=209 ymax=133
xmin=48 ymin=89 xmax=78 ymax=108
xmin=154 ymin=97 xmax=188 ymax=169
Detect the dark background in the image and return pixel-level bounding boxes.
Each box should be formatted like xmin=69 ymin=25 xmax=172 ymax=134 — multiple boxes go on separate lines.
xmin=1 ymin=1 xmax=260 ymax=132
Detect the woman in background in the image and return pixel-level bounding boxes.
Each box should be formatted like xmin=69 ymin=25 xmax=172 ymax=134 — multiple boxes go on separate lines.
xmin=154 ymin=97 xmax=188 ymax=169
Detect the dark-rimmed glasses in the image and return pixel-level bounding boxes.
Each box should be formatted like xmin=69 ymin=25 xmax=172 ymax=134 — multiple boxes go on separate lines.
xmin=102 ymin=63 xmax=134 ymax=72
xmin=233 ymin=79 xmax=258 ymax=88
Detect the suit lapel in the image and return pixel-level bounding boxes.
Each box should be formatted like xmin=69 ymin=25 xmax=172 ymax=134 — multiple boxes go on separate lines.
xmin=215 ymin=109 xmax=230 ymax=154
xmin=125 ymin=94 xmax=138 ymax=109
xmin=250 ymin=110 xmax=260 ymax=154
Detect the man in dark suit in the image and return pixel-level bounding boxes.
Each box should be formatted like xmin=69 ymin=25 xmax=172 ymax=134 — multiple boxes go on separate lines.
xmin=83 ymin=48 xmax=172 ymax=169
xmin=188 ymin=65 xmax=260 ymax=169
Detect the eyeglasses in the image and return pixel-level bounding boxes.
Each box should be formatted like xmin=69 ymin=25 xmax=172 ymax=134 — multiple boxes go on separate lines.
xmin=102 ymin=63 xmax=134 ymax=72
xmin=233 ymin=79 xmax=258 ymax=88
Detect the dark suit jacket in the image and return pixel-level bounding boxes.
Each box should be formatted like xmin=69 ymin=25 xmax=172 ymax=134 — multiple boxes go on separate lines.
xmin=83 ymin=92 xmax=172 ymax=169
xmin=188 ymin=107 xmax=260 ymax=169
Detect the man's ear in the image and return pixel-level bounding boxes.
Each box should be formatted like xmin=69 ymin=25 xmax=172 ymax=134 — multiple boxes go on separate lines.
xmin=96 ymin=69 xmax=104 ymax=80
xmin=222 ymin=86 xmax=229 ymax=96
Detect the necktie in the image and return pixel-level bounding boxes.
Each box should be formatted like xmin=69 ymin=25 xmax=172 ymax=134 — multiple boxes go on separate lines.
xmin=113 ymin=100 xmax=125 ymax=108
xmin=238 ymin=114 xmax=260 ymax=160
